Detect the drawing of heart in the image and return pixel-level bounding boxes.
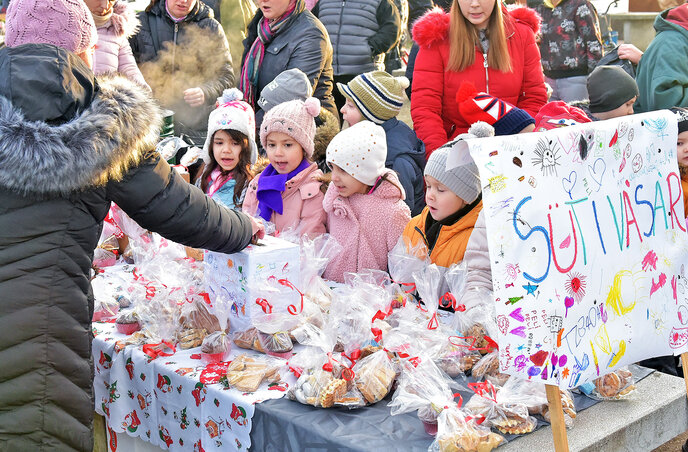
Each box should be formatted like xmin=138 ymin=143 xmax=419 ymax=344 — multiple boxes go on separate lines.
xmin=588 ymin=158 xmax=606 ymax=187
xmin=561 ymin=171 xmax=577 ymax=194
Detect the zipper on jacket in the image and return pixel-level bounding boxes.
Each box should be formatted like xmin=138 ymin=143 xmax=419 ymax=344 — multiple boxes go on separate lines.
xmin=173 ymin=23 xmax=179 ymax=71
xmin=335 ymin=0 xmax=346 ymax=74
xmin=483 ymin=52 xmax=489 ymax=94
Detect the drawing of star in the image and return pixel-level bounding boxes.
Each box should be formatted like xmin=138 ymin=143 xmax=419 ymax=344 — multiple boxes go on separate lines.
xmin=535 ymin=343 xmax=542 ymax=349
xmin=523 ymin=283 xmax=538 ymax=295
xmin=562 ymin=367 xmax=570 ymax=378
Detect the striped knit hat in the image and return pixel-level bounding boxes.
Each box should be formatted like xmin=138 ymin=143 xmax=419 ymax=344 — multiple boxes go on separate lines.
xmin=456 ymin=82 xmax=534 ymax=136
xmin=337 ymin=71 xmax=408 ymax=124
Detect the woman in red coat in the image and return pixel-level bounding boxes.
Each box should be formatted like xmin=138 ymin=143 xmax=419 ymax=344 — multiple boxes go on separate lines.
xmin=411 ymin=0 xmax=547 ymax=156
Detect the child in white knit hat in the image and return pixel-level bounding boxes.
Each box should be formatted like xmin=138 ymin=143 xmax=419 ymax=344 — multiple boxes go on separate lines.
xmin=197 ymin=88 xmax=257 ymax=210
xmin=339 ymin=71 xmax=426 ymax=216
xmin=242 ymin=97 xmax=327 ymax=236
xmin=323 ymin=121 xmax=411 ymax=282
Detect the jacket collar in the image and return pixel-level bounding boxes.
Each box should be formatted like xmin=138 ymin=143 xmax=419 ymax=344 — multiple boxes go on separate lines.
xmin=0 ymin=74 xmax=162 ymax=197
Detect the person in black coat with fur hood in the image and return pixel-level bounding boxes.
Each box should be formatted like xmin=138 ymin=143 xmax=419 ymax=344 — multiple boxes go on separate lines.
xmin=0 ymin=1 xmax=263 ymax=450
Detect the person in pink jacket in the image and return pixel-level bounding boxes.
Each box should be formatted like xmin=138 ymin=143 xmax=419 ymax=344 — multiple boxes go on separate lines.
xmin=84 ymin=0 xmax=148 ymax=87
xmin=323 ymin=121 xmax=412 ymax=282
xmin=243 ymin=97 xmax=327 ymax=236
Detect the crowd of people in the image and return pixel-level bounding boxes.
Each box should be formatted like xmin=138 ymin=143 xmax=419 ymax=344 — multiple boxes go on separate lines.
xmin=2 ymin=0 xmax=688 ymax=449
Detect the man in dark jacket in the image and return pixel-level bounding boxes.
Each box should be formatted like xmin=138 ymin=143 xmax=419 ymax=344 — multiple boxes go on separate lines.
xmin=0 ymin=39 xmax=262 ymax=452
xmin=314 ymin=0 xmax=401 ymax=118
xmin=130 ymin=0 xmax=234 ymax=146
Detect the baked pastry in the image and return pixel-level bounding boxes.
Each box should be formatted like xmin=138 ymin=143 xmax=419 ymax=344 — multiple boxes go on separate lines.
xmin=594 ymin=369 xmax=635 ymax=398
xmin=225 ymin=354 xmax=279 ymax=392
xmin=179 ymin=328 xmax=207 ymax=349
xmin=257 ymin=331 xmax=293 ymax=353
xmin=354 ymin=354 xmax=396 ymax=404
xmin=464 ymin=324 xmax=490 ymax=354
xmin=115 ymin=310 xmax=140 ymax=335
xmin=319 ymin=378 xmax=347 ymax=408
xmin=181 ymin=300 xmax=221 ymax=333
xmin=493 ymin=414 xmax=536 ymax=435
xmin=233 ymin=328 xmax=258 ymax=350
xmin=471 ymin=352 xmax=499 ymax=379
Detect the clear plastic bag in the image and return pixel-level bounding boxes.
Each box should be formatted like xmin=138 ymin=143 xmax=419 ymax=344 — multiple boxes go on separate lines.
xmin=93 ymin=235 xmax=119 ymax=268
xmin=388 ymin=237 xmax=429 ymax=293
xmin=471 ymin=352 xmax=508 ymax=385
xmin=431 ymin=336 xmax=482 ymax=377
xmin=93 ymin=296 xmax=120 ymax=322
xmin=581 ymin=367 xmax=636 ymax=400
xmin=352 ymin=349 xmax=397 ymax=405
xmin=431 ymin=406 xmax=505 ymax=452
xmin=200 ymin=331 xmax=231 ymax=362
xmin=413 ymin=263 xmax=444 ymax=331
xmin=443 ymin=262 xmax=467 ymax=311
xmin=464 ymin=389 xmax=537 ymax=435
xmin=451 ymin=289 xmax=499 ymax=355
xmin=224 ymin=353 xmax=283 ymax=393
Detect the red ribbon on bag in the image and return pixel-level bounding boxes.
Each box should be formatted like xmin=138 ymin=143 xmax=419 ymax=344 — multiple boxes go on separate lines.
xmin=427 ymin=312 xmax=439 ymax=330
xmin=468 ymin=380 xmax=498 ymax=403
xmin=370 ymin=306 xmax=394 ymax=343
xmin=142 ymin=340 xmax=176 ymax=360
xmin=321 ymin=352 xmax=355 ymax=381
xmin=276 ymin=278 xmax=304 ymax=315
xmin=448 ymin=335 xmax=499 ymax=353
xmin=439 ymin=292 xmax=465 ymax=312
xmin=255 ymin=298 xmax=273 ymax=314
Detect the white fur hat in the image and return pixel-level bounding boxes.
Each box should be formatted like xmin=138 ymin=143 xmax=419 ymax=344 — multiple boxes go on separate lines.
xmin=203 ymin=88 xmax=257 ymax=165
xmin=326 ymin=121 xmax=387 ymax=186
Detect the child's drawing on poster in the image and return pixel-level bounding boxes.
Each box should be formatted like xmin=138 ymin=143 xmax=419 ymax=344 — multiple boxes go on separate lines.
xmin=456 ymin=111 xmax=688 ymax=388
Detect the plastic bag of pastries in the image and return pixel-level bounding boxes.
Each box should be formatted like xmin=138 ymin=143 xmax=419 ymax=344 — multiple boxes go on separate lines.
xmin=225 ymin=353 xmax=282 ymax=393
xmin=431 ymin=406 xmax=504 ymax=452
xmin=352 ymin=349 xmax=397 ymax=405
xmin=586 ymin=367 xmax=636 ymax=400
xmin=471 ymin=352 xmax=509 ymax=386
xmin=200 ymin=331 xmax=232 ymax=362
xmin=431 ymin=336 xmax=482 ymax=377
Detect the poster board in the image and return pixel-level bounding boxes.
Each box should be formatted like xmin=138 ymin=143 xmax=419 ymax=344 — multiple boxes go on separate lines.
xmin=452 ymin=111 xmax=688 ymax=388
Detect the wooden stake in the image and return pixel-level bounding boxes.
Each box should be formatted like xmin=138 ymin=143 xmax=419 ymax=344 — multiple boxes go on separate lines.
xmin=681 ymin=352 xmax=688 ymax=399
xmin=546 ymin=384 xmax=570 ymax=452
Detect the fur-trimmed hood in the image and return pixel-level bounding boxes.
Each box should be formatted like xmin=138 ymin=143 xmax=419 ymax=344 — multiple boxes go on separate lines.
xmin=412 ymin=5 xmax=541 ymax=48
xmin=106 ymin=1 xmax=141 ymax=38
xmin=0 ymin=49 xmax=162 ymax=198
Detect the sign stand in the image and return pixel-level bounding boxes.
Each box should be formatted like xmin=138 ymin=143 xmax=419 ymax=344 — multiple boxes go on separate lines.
xmin=546 ymin=384 xmax=570 ymax=452
xmin=681 ymin=352 xmax=688 ymax=398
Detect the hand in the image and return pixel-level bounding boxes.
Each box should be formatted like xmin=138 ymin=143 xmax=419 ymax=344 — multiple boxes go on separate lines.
xmin=617 ymin=44 xmax=643 ymax=65
xmin=249 ymin=216 xmax=266 ymax=242
xmin=183 ymin=87 xmax=205 ymax=107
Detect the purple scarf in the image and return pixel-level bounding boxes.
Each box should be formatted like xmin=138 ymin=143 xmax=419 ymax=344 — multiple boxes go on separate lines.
xmin=256 ymin=160 xmax=310 ymax=221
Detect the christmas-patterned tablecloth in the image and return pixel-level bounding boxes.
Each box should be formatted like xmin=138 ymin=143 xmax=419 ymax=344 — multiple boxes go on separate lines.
xmin=92 ymin=322 xmax=295 ymax=451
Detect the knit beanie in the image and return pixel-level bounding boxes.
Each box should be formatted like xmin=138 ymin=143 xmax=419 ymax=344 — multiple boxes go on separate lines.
xmin=337 ymin=71 xmax=408 ymax=124
xmin=671 ymin=107 xmax=688 ymax=134
xmin=456 ymin=82 xmax=534 ymax=136
xmin=587 ymin=65 xmax=639 ymax=114
xmin=424 ymin=121 xmax=495 ymax=203
xmin=260 ymin=97 xmax=321 ymax=158
xmin=257 ymin=68 xmax=313 ymax=113
xmin=6 ymin=0 xmax=97 ymax=54
xmin=326 ymin=121 xmax=387 ymax=186
xmin=203 ymin=88 xmax=258 ymax=165
xmin=534 ymin=101 xmax=592 ymax=131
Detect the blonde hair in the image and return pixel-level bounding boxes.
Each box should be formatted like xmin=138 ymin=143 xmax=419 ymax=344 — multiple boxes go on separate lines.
xmin=447 ymin=0 xmax=512 ymax=73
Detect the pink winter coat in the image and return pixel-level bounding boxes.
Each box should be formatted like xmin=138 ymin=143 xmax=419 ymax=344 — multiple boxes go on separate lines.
xmin=243 ymin=162 xmax=327 ymax=236
xmin=323 ymin=171 xmax=411 ymax=283
xmin=93 ymin=2 xmax=149 ymax=88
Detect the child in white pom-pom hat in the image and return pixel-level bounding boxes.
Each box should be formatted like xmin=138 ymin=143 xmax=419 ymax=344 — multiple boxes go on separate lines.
xmin=323 ymin=121 xmax=412 ymax=282
xmin=338 ymin=70 xmax=426 ymax=216
xmin=243 ymin=97 xmax=327 ymax=236
xmin=197 ymin=88 xmax=257 ymax=210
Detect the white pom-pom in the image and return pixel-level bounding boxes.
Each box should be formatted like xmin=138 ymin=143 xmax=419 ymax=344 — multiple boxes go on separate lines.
xmin=468 ymin=121 xmax=495 ymax=138
xmin=396 ymin=76 xmax=410 ymax=90
xmin=304 ymin=97 xmax=321 ymax=117
xmin=218 ymin=88 xmax=243 ymax=105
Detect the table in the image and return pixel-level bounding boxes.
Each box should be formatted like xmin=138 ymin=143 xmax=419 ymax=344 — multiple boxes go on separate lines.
xmin=93 ymin=322 xmax=295 ymax=452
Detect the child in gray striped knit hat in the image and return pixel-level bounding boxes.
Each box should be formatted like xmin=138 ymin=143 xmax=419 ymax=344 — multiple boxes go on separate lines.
xmin=338 ymin=70 xmax=426 ymax=216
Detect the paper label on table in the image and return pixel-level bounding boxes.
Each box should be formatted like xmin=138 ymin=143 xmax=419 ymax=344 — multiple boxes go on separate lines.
xmin=464 ymin=111 xmax=688 ymax=388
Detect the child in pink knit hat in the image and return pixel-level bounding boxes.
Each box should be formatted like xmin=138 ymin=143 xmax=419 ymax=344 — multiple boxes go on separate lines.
xmin=322 ymin=121 xmax=411 ymax=282
xmin=242 ymin=98 xmax=327 ymax=236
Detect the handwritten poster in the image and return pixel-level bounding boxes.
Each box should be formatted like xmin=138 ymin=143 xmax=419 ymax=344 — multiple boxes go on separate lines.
xmin=454 ymin=111 xmax=688 ymax=387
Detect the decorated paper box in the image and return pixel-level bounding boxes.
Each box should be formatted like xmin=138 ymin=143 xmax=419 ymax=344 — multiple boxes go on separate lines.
xmin=204 ymin=235 xmax=301 ymax=332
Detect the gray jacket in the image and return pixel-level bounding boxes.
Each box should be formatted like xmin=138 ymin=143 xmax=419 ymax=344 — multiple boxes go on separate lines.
xmin=241 ymin=10 xmax=337 ymax=119
xmin=315 ymin=0 xmax=400 ymax=76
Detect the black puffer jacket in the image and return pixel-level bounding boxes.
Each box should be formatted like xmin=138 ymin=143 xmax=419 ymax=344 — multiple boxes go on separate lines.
xmin=0 ymin=44 xmax=253 ymax=452
xmin=129 ymin=0 xmax=234 ymax=144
